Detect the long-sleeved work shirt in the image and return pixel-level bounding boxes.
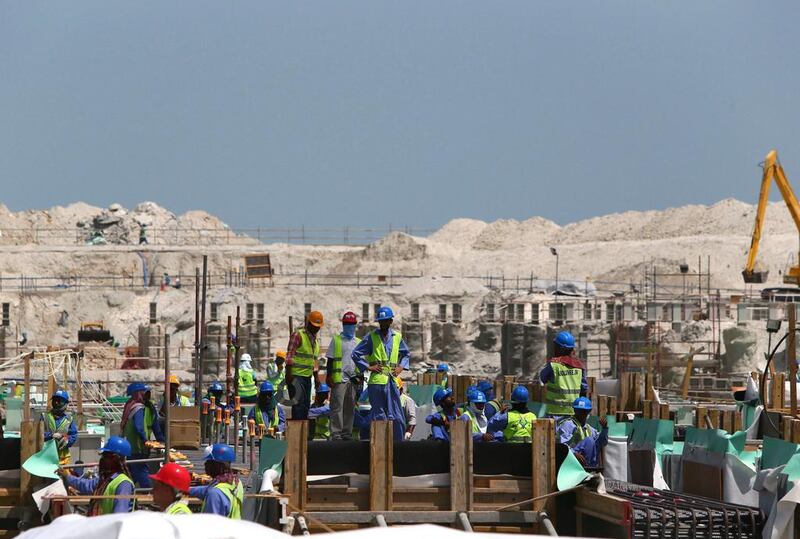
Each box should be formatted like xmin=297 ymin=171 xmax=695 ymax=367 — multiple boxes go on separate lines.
xmin=557 ymin=418 xmax=608 ymax=467
xmin=43 ymin=413 xmax=78 ymax=448
xmin=425 ymin=409 xmax=469 ymax=441
xmin=351 ymin=329 xmax=411 ymax=374
xmin=401 ymin=394 xmax=417 ymax=428
xmin=66 ymin=473 xmax=134 ymax=513
xmin=131 ymin=406 xmax=165 ymax=450
xmin=247 ymin=405 xmax=286 ymax=433
xmin=308 ymin=403 xmax=330 ymax=419
xmin=189 ymin=481 xmax=231 ymax=517
xmin=286 ymin=331 xmax=319 ymax=369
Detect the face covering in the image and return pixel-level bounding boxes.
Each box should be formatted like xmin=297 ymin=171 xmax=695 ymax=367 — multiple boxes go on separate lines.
xmin=342 ymin=324 xmax=356 ymax=339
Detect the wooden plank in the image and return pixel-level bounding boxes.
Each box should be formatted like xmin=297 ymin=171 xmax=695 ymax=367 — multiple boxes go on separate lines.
xmin=19 ymin=420 xmax=42 ymax=504
xmin=791 ymin=419 xmax=800 ymax=445
xmin=642 ymin=400 xmax=652 ymax=419
xmin=369 ymin=420 xmax=393 ymax=511
xmin=23 ymin=354 xmax=30 ymax=422
xmin=76 ymin=353 xmax=84 ymax=430
xmin=283 ymin=420 xmax=308 ymax=511
xmin=791 ymin=304 xmax=798 ymax=417
xmin=608 ymin=396 xmax=617 ymax=415
xmin=531 ymin=419 xmax=556 ymax=517
xmin=631 ymin=373 xmax=643 ymax=411
xmin=450 ymin=417 xmax=473 ymax=511
xmin=708 ymin=409 xmax=722 ymax=431
xmin=619 ymin=373 xmax=630 ymax=411
xmin=696 ymin=406 xmax=709 ymax=429
xmin=658 ymin=403 xmax=670 ymax=420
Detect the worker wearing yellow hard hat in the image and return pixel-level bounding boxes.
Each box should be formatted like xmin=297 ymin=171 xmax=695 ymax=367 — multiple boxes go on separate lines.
xmin=267 ymin=351 xmax=288 ymax=402
xmin=285 ymin=311 xmax=324 ymax=419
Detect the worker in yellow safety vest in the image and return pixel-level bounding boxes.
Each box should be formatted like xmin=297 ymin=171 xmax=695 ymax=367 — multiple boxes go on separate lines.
xmin=237 ymin=353 xmax=258 ymax=404
xmin=43 ymin=390 xmax=78 ymax=465
xmin=540 ymin=331 xmax=588 ymax=418
xmin=150 ymin=462 xmax=193 ymax=514
xmin=248 ymin=381 xmax=285 ymax=436
xmin=488 ymin=386 xmax=538 ymax=442
xmin=285 ymin=311 xmax=324 ymax=419
xmin=309 ymin=384 xmax=332 ymax=440
xmin=190 ymin=444 xmax=243 ymax=519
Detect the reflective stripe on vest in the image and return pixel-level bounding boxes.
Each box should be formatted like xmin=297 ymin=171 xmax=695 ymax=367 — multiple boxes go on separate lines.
xmin=202 ymin=481 xmax=243 ymax=519
xmin=124 ymin=405 xmax=154 ymax=455
xmin=562 ymin=418 xmax=593 ymax=447
xmin=254 ymin=406 xmax=280 ymax=430
xmin=366 ymin=331 xmax=402 ymax=385
xmin=544 ymin=362 xmax=582 ymax=416
xmin=45 ymin=412 xmax=72 ymax=460
xmin=291 ymin=329 xmax=319 ymax=377
xmin=238 ymin=371 xmax=257 ymax=398
xmin=502 ymin=410 xmax=537 ymax=443
xmin=460 ymin=409 xmax=481 ymax=434
xmin=98 ymin=473 xmax=135 ymax=515
xmin=314 ymin=415 xmax=331 ymax=440
xmin=166 ymin=501 xmax=192 ymax=514
xmin=330 ymin=334 xmax=361 ymax=384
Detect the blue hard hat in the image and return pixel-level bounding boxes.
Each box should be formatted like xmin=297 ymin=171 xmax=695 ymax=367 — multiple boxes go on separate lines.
xmin=317 ymin=384 xmax=331 ymax=394
xmin=259 ymin=381 xmax=274 ymax=394
xmin=433 ymin=387 xmax=453 ymax=406
xmin=209 ymin=382 xmax=224 ymax=392
xmin=52 ymin=390 xmax=69 ymax=402
xmin=375 ymin=306 xmax=394 ymax=321
xmin=469 ymin=391 xmax=487 ymax=404
xmin=510 ymin=385 xmax=529 ymax=404
xmin=100 ymin=436 xmax=132 ymax=458
xmin=436 ymin=363 xmax=449 ymax=372
xmin=554 ymin=331 xmax=575 ymax=349
xmin=126 ymin=382 xmax=149 ymax=396
xmin=573 ymin=397 xmax=593 ymax=411
xmin=204 ymin=443 xmax=235 ymax=463
xmin=476 ymin=380 xmax=493 ymax=394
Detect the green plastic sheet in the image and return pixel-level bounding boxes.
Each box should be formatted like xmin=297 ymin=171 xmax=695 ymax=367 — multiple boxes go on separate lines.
xmin=557 ymin=449 xmax=591 ymax=490
xmin=761 ymin=436 xmax=800 ymax=470
xmin=587 ymin=415 xmax=631 ymax=437
xmin=527 ymin=401 xmax=546 ymax=418
xmin=258 ymin=437 xmax=288 ymax=476
xmin=684 ymin=427 xmax=745 ymax=456
xmin=23 ymin=440 xmax=60 ymax=479
xmin=408 ymin=385 xmax=439 ymax=406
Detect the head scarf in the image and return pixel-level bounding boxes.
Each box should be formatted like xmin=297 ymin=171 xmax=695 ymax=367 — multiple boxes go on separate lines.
xmin=120 ymin=390 xmax=146 ymax=432
xmin=240 ymin=353 xmax=253 ymax=372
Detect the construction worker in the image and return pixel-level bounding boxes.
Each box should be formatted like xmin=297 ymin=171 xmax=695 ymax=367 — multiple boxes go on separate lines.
xmin=285 ymin=311 xmax=324 ymax=420
xmin=247 ymin=382 xmax=285 ymax=436
xmin=437 ymin=363 xmax=450 ymax=388
xmin=352 ymin=306 xmax=410 ymax=441
xmin=397 ymin=378 xmax=416 ymax=440
xmin=477 ymin=380 xmax=502 ymax=420
xmin=488 ymin=386 xmax=537 ymax=443
xmin=237 ymin=353 xmax=258 ymax=404
xmin=540 ymin=331 xmax=588 ymax=418
xmin=353 ymin=389 xmax=372 ymax=440
xmin=267 ymin=351 xmax=287 ymax=400
xmin=462 ymin=390 xmax=501 ymax=442
xmin=426 ymin=388 xmax=468 ymax=441
xmin=150 ymin=462 xmax=192 ymax=514
xmin=43 ymin=390 xmax=77 ymax=465
xmin=121 ymin=382 xmax=164 ymax=488
xmin=309 ymin=384 xmax=332 ymax=440
xmin=159 ymin=376 xmax=191 ymax=428
xmin=59 ymin=436 xmax=134 ymax=515
xmin=189 ymin=444 xmax=243 ymax=519
xmin=327 ymin=311 xmax=362 ymax=441
xmin=558 ymin=397 xmax=608 ymax=468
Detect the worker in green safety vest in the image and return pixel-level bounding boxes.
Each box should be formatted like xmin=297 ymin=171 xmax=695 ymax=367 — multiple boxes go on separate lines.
xmin=540 ymin=331 xmax=588 ymax=418
xmin=557 ymin=397 xmax=609 ymax=468
xmin=59 ymin=436 xmax=135 ymax=515
xmin=461 ymin=389 xmax=501 ymax=442
xmin=488 ymin=386 xmax=538 ymax=443
xmin=326 ymin=311 xmax=363 ymax=440
xmin=309 ymin=384 xmax=332 ymax=440
xmin=248 ymin=381 xmax=286 ymax=436
xmin=267 ymin=351 xmax=287 ymax=401
xmin=43 ymin=389 xmax=78 ymax=465
xmin=285 ymin=311 xmax=324 ymax=420
xmin=237 ymin=353 xmax=258 ymax=404
xmin=150 ymin=462 xmax=193 ymax=514
xmin=190 ymin=444 xmax=243 ymax=519
xmin=121 ymin=382 xmax=164 ymax=488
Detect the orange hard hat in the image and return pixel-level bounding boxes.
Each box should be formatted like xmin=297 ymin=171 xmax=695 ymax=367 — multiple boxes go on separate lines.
xmin=169 ymin=375 xmax=180 ymax=385
xmin=149 ymin=462 xmax=190 ymax=493
xmin=307 ymin=311 xmax=324 ymax=328
xmin=276 ymin=350 xmax=287 ymax=360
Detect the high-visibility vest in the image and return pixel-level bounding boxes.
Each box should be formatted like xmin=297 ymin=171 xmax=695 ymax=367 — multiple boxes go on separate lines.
xmin=544 ymin=362 xmax=583 ymax=416
xmin=486 ymin=400 xmax=501 ymax=415
xmin=202 ymin=480 xmax=243 ymax=519
xmin=166 ymin=501 xmax=192 ymax=514
xmin=268 ymin=369 xmax=285 ymax=392
xmin=45 ymin=412 xmax=73 ymax=462
xmin=502 ymin=410 xmax=537 ymax=443
xmin=460 ymin=409 xmax=482 ymax=434
xmin=238 ymin=370 xmax=257 ymax=398
xmin=97 ymin=473 xmax=135 ymax=515
xmin=291 ymin=329 xmax=319 ymax=377
xmin=560 ymin=418 xmax=593 ymax=447
xmin=366 ymin=331 xmax=402 ymax=386
xmin=253 ymin=406 xmax=280 ymax=430
xmin=314 ymin=415 xmax=331 ymax=440
xmin=330 ymin=334 xmax=362 ymax=383
xmin=124 ymin=405 xmax=155 ymax=455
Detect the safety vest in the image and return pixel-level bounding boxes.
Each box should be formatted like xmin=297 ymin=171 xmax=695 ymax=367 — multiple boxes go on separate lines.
xmin=97 ymin=473 xmax=135 ymax=515
xmin=330 ymin=334 xmax=362 ymax=384
xmin=166 ymin=500 xmax=192 ymax=514
xmin=314 ymin=414 xmax=331 ymax=440
xmin=366 ymin=331 xmax=402 ymax=386
xmin=460 ymin=409 xmax=482 ymax=434
xmin=544 ymin=361 xmax=583 ymax=416
xmin=268 ymin=369 xmax=285 ymax=392
xmin=561 ymin=418 xmax=593 ymax=447
xmin=291 ymin=329 xmax=319 ymax=378
xmin=503 ymin=410 xmax=537 ymax=443
xmin=202 ymin=480 xmax=243 ymax=519
xmin=487 ymin=400 xmax=501 ymax=415
xmin=238 ymin=370 xmax=257 ymax=398
xmin=45 ymin=412 xmax=73 ymax=463
xmin=124 ymin=405 xmax=154 ymax=455
xmin=253 ymin=406 xmax=280 ymax=430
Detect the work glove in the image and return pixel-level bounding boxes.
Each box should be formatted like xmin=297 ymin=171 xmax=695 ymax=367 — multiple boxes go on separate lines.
xmin=404 ymin=432 xmax=412 ymax=440
xmin=52 ymin=432 xmax=63 ymax=440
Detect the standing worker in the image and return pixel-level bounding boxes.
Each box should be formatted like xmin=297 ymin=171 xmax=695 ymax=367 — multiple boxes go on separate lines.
xmin=285 ymin=311 xmax=324 ymax=419
xmin=540 ymin=331 xmax=588 ymax=418
xmin=397 ymin=378 xmax=417 ymax=440
xmin=43 ymin=390 xmax=77 ymax=465
xmin=437 ymin=363 xmax=450 ymax=388
xmin=327 ymin=311 xmax=362 ymax=441
xmin=488 ymin=386 xmax=537 ymax=443
xmin=237 ymin=353 xmax=258 ymax=404
xmin=309 ymin=384 xmax=332 ymax=440
xmin=558 ymin=397 xmax=608 ymax=468
xmin=352 ymin=306 xmax=410 ymax=441
xmin=121 ymin=382 xmax=164 ymax=488
xmin=150 ymin=463 xmax=192 ymax=514
xmin=267 ymin=351 xmax=287 ymax=401
xmin=190 ymin=444 xmax=243 ymax=519
xmin=248 ymin=382 xmax=286 ymax=436
xmin=58 ymin=436 xmax=135 ymax=515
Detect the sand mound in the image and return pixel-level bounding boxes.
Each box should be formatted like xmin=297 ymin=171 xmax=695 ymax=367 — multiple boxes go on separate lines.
xmin=362 ymin=232 xmax=427 ymax=261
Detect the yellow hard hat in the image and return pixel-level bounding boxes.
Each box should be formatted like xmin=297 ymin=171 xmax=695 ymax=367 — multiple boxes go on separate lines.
xmin=169 ymin=375 xmax=180 ymax=385
xmin=276 ymin=350 xmax=287 ymax=360
xmin=307 ymin=311 xmax=324 ymax=328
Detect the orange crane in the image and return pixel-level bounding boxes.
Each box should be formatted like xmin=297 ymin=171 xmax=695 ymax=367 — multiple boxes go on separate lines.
xmin=743 ymin=150 xmax=800 ymax=284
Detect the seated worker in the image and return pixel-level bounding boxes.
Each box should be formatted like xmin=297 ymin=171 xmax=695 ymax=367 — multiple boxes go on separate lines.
xmin=309 ymin=384 xmax=331 ymax=440
xmin=353 ymin=389 xmax=372 ymax=440
xmin=488 ymin=386 xmax=537 ymax=443
xmin=426 ymin=388 xmax=469 ymax=441
xmin=558 ymin=397 xmax=608 ymax=468
xmin=397 ymin=378 xmax=416 ymax=440
xmin=189 ymin=444 xmax=243 ymax=519
xmin=247 ymin=382 xmax=286 ymax=436
xmin=150 ymin=462 xmax=192 ymax=514
xmin=477 ymin=380 xmax=502 ymax=420
xmin=121 ymin=382 xmax=164 ymax=488
xmin=237 ymin=353 xmax=258 ymax=404
xmin=43 ymin=390 xmax=77 ymax=465
xmin=59 ymin=436 xmax=134 ymax=515
xmin=540 ymin=331 xmax=588 ymax=418
xmin=461 ymin=390 xmax=501 ymax=442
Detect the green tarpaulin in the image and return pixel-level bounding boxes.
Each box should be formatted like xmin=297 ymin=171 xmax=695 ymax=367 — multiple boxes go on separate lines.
xmin=557 ymin=448 xmax=591 ymax=490
xmin=23 ymin=440 xmax=60 ymax=479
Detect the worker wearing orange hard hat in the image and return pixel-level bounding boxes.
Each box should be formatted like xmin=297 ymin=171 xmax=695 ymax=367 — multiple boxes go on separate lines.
xmin=285 ymin=311 xmax=324 ymax=419
xmin=267 ymin=350 xmax=287 ymax=402
xmin=150 ymin=462 xmax=192 ymax=514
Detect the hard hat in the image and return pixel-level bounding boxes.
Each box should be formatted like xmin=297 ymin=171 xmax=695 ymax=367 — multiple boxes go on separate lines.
xmin=307 ymin=311 xmax=324 ymax=328
xmin=149 ymin=462 xmax=191 ymax=493
xmin=100 ymin=436 xmax=132 ymax=458
xmin=342 ymin=311 xmax=358 ymax=324
xmin=204 ymin=443 xmax=235 ymax=463
xmin=476 ymin=380 xmax=493 ymax=394
xmin=510 ymin=385 xmax=529 ymax=404
xmin=572 ymin=397 xmax=593 ymax=411
xmin=52 ymin=390 xmax=70 ymax=402
xmin=317 ymin=384 xmax=331 ymax=394
xmin=209 ymin=382 xmax=224 ymax=392
xmin=469 ymin=391 xmax=487 ymax=404
xmin=375 ymin=306 xmax=394 ymax=321
xmin=276 ymin=350 xmax=287 ymax=360
xmin=169 ymin=375 xmax=180 ymax=385
xmin=240 ymin=353 xmax=252 ymax=364
xmin=554 ymin=331 xmax=575 ymax=349
xmin=126 ymin=382 xmax=149 ymax=396
xmin=436 ymin=363 xmax=449 ymax=372
xmin=259 ymin=381 xmax=275 ymax=394
xmin=433 ymin=387 xmax=453 ymax=406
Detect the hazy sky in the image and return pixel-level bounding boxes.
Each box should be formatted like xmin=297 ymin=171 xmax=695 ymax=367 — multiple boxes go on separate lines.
xmin=2 ymin=2 xmax=799 ymax=230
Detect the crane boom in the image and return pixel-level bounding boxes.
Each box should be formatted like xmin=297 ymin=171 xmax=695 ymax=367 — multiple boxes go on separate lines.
xmin=743 ymin=150 xmax=800 ymax=284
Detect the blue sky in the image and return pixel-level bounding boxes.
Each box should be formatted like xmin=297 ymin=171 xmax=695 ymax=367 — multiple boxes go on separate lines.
xmin=2 ymin=1 xmax=799 ymax=229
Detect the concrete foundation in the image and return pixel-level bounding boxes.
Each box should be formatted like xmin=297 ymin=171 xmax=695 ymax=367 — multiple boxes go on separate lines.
xmin=474 ymin=323 xmax=502 ymax=352
xmin=137 ymin=324 xmax=164 ymax=360
xmin=429 ymin=321 xmax=467 ymax=362
xmin=401 ymin=322 xmax=424 ymax=361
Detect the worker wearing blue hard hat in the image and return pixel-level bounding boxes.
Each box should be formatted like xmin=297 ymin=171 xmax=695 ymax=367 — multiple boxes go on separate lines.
xmin=189 ymin=443 xmax=243 ymax=518
xmin=309 ymin=383 xmax=332 ymax=440
xmin=426 ymin=388 xmax=469 ymax=441
xmin=540 ymin=330 xmax=588 ymax=418
xmin=352 ymin=306 xmax=411 ymax=441
xmin=353 ymin=389 xmax=372 ymax=440
xmin=58 ymin=436 xmax=135 ymax=515
xmin=436 ymin=363 xmax=450 ymax=389
xmin=488 ymin=386 xmax=538 ymax=442
xmin=43 ymin=389 xmax=78 ymax=465
xmin=461 ymin=390 xmax=502 ymax=442
xmin=247 ymin=381 xmax=285 ymax=436
xmin=121 ymin=381 xmax=164 ymax=488
xmin=476 ymin=380 xmax=502 ymax=420
xmin=557 ymin=397 xmax=608 ymax=468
